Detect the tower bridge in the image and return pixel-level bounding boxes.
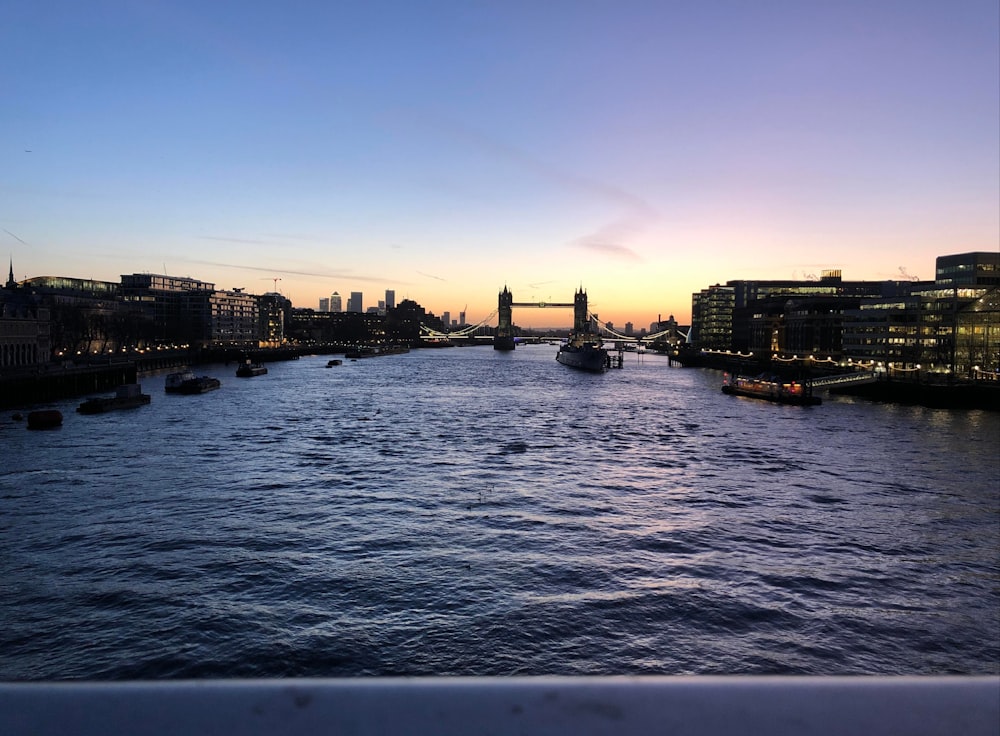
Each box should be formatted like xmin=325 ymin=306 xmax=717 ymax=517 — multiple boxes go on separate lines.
xmin=418 ymin=287 xmax=678 ymax=347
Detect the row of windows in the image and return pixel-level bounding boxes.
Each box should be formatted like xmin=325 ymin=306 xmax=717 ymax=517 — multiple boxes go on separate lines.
xmin=0 ymin=342 xmax=41 ymax=367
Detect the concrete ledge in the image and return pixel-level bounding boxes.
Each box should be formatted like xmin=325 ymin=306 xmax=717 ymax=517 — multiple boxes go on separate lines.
xmin=2 ymin=676 xmax=997 ymax=735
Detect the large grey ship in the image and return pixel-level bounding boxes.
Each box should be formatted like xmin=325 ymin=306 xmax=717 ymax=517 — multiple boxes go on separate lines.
xmin=555 ymin=287 xmax=609 ymax=372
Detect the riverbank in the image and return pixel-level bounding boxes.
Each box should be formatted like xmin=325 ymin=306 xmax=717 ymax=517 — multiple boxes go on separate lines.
xmin=669 ymin=348 xmax=1000 ymax=411
xmin=826 ymin=378 xmax=1000 ymax=410
xmin=0 ymin=345 xmax=344 ymax=409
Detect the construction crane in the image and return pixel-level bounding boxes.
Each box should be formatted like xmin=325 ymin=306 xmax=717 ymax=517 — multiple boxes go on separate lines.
xmin=260 ymin=277 xmax=282 ymax=292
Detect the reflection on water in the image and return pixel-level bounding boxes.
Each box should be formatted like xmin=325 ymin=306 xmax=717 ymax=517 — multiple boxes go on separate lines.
xmin=2 ymin=346 xmax=998 ymax=679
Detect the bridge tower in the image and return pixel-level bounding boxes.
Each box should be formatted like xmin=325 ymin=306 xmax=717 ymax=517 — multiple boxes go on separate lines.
xmin=573 ymin=287 xmax=591 ymax=333
xmin=494 ymin=286 xmax=515 ymax=350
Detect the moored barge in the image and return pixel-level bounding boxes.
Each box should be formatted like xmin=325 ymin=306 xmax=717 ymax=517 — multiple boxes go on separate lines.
xmin=77 ymin=383 xmax=152 ymax=414
xmin=722 ymin=373 xmax=821 ymax=405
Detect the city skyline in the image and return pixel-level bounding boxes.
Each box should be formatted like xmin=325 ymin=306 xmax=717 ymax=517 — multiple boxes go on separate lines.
xmin=3 ymin=1 xmax=998 ymax=328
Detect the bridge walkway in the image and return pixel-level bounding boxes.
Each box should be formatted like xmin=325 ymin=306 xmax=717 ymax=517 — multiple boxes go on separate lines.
xmin=811 ymin=371 xmax=879 ymax=389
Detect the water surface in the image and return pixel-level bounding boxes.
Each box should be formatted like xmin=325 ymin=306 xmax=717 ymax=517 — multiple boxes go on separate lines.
xmin=2 ymin=346 xmax=997 ymax=679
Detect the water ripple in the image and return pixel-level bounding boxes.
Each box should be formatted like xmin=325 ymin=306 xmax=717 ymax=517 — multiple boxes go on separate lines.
xmin=1 ymin=348 xmax=997 ymax=679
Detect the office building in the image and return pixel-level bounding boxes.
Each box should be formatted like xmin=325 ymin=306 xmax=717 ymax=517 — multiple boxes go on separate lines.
xmin=385 ymin=290 xmax=395 ymax=310
xmin=258 ymin=293 xmax=287 ymax=347
xmin=203 ymin=289 xmax=259 ymax=346
xmin=690 ymin=285 xmax=735 ymax=350
xmin=330 ymin=292 xmax=342 ymax=312
xmin=347 ymin=292 xmax=363 ymax=313
xmin=120 ymin=273 xmax=215 ymax=345
xmin=842 ymin=252 xmax=999 ymax=373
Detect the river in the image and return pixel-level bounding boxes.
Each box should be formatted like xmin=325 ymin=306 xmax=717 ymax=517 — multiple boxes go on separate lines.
xmin=2 ymin=345 xmax=997 ymax=679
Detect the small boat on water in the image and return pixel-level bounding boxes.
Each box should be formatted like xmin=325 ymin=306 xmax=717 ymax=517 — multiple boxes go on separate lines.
xmin=77 ymin=384 xmax=152 ymax=414
xmin=26 ymin=409 xmax=63 ymax=429
xmin=180 ymin=375 xmax=221 ymax=393
xmin=556 ymin=330 xmax=610 ymax=372
xmin=166 ymin=371 xmax=222 ymax=394
xmin=721 ymin=372 xmax=821 ymax=405
xmin=165 ymin=370 xmax=195 ymax=392
xmin=326 ymin=359 xmax=343 ymax=367
xmin=236 ymin=359 xmax=268 ymax=377
xmin=344 ymin=345 xmax=410 ymax=359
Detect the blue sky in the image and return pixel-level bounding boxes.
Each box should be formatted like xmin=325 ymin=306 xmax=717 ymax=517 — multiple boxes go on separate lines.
xmin=3 ymin=0 xmax=998 ymax=326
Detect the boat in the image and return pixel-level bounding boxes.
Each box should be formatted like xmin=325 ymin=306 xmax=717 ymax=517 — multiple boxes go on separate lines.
xmin=555 ymin=287 xmax=611 ymax=372
xmin=326 ymin=359 xmax=343 ymax=367
xmin=236 ymin=360 xmax=268 ymax=377
xmin=721 ymin=372 xmax=821 ymax=405
xmin=77 ymin=384 xmax=152 ymax=414
xmin=556 ymin=330 xmax=610 ymax=372
xmin=344 ymin=345 xmax=410 ymax=359
xmin=166 ymin=370 xmax=221 ymax=393
xmin=26 ymin=409 xmax=63 ymax=429
xmin=165 ymin=370 xmax=196 ymax=392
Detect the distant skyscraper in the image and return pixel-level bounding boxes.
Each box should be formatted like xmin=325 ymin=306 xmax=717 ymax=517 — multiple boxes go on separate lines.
xmin=330 ymin=292 xmax=342 ymax=312
xmin=347 ymin=291 xmax=363 ymax=313
xmin=385 ymin=289 xmax=396 ymax=310
xmin=442 ymin=311 xmax=451 ymax=327
xmin=319 ymin=297 xmax=330 ymax=312
xmin=459 ymin=310 xmax=466 ymax=326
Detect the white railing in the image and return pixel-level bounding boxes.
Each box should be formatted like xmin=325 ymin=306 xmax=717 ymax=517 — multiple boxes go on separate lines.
xmin=811 ymin=371 xmax=879 ymax=388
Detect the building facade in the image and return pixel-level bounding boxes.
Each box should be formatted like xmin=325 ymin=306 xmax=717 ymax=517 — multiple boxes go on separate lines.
xmin=120 ymin=273 xmax=216 ymax=345
xmin=690 ymin=285 xmax=735 ymax=350
xmin=0 ymin=264 xmax=51 ymax=370
xmin=840 ymin=253 xmax=999 ymax=374
xmin=259 ymin=293 xmax=288 ymax=347
xmin=202 ymin=289 xmax=259 ymax=346
xmin=20 ymin=276 xmax=124 ymax=355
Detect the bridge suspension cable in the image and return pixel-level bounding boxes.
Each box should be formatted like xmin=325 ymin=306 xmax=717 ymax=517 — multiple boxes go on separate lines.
xmin=587 ymin=312 xmax=644 ymax=341
xmin=420 ymin=309 xmax=498 ymax=339
xmin=586 ymin=312 xmax=679 ymax=343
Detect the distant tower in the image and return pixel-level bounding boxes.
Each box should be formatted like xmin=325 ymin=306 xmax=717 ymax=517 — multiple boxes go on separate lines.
xmin=6 ymin=258 xmax=15 ymax=289
xmin=319 ymin=297 xmax=330 ymax=312
xmin=494 ymin=286 xmax=515 ymax=350
xmin=347 ymin=291 xmax=363 ymax=313
xmin=573 ymin=287 xmax=589 ymax=333
xmin=330 ymin=292 xmax=342 ymax=312
xmin=385 ymin=289 xmax=396 ymax=310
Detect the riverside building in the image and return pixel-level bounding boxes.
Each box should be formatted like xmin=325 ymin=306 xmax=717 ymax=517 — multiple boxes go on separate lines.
xmin=0 ymin=262 xmax=51 ymax=370
xmin=689 ymin=253 xmax=999 ymax=376
xmin=842 ymin=252 xmax=999 ymax=375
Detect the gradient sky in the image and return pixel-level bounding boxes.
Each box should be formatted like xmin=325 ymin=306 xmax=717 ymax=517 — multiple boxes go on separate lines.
xmin=3 ymin=0 xmax=998 ymax=328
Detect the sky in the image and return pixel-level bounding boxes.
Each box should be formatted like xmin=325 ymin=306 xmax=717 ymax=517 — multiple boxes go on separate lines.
xmin=2 ymin=0 xmax=998 ymax=328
